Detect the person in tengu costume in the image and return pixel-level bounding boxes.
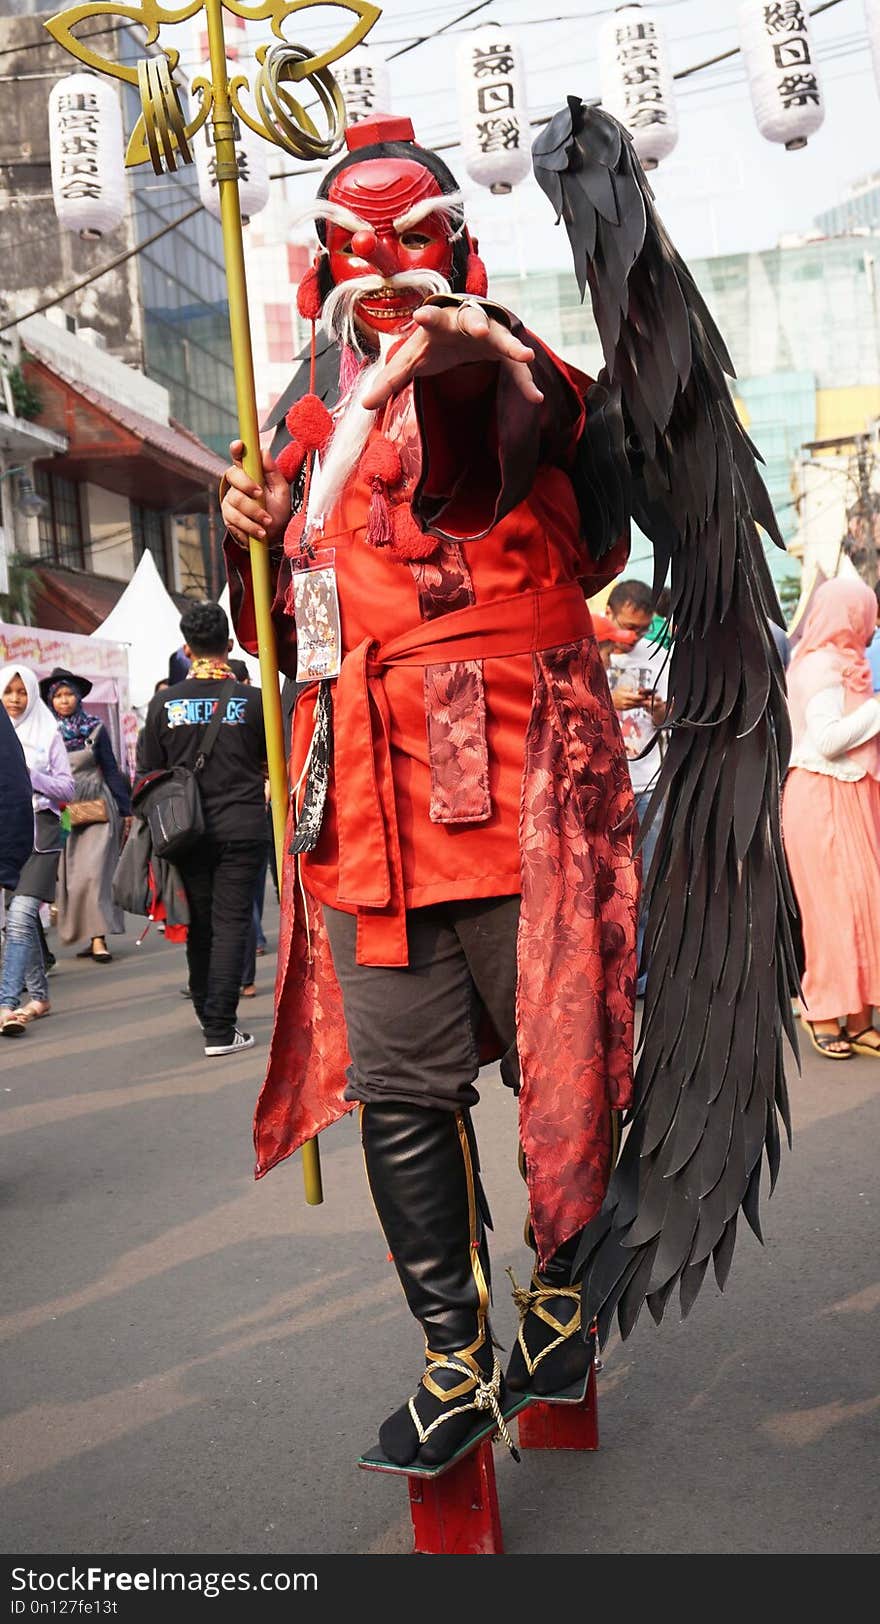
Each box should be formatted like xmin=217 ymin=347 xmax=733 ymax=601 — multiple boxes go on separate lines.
xmin=222 ymin=108 xmax=800 ymax=1470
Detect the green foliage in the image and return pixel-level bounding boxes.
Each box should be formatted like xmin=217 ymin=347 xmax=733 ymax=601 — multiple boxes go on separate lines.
xmin=776 ymin=568 xmax=802 ymax=624
xmin=0 ymin=554 xmax=37 ymax=625
xmin=5 ymin=364 xmax=42 ymax=421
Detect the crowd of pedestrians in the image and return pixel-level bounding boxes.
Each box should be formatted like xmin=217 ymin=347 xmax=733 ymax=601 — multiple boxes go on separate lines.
xmin=0 ymin=601 xmax=272 ymax=1053
xmin=0 ymin=664 xmax=74 ymax=1032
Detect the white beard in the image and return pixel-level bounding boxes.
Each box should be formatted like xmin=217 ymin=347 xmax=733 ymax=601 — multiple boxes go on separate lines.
xmin=306 ymin=356 xmax=383 ymax=530
xmin=320 ymin=266 xmax=452 ymax=357
xmin=308 ymin=268 xmax=452 ymax=529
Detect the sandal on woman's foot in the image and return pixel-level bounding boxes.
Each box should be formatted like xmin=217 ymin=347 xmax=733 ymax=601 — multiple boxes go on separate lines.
xmin=804 ymin=1022 xmax=852 ymax=1060
xmin=844 ymin=1027 xmax=880 ymax=1057
xmin=0 ymin=1009 xmax=27 ymax=1037
xmin=505 ymin=1269 xmax=594 ymax=1396
xmin=379 ymin=1352 xmax=520 ymax=1469
xmin=14 ymin=1000 xmax=51 ymax=1023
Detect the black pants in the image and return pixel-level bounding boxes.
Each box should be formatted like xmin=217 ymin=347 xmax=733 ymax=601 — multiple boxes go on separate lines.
xmin=323 ymin=896 xmax=521 ymax=1111
xmin=240 ymin=845 xmax=270 ymax=990
xmin=178 ymin=838 xmax=267 ymax=1045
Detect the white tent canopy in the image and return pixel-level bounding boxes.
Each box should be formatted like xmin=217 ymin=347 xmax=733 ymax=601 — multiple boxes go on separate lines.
xmin=218 ymin=584 xmax=284 ymax=694
xmin=92 ymin=551 xmax=183 ymax=709
xmin=218 ymin=582 xmax=263 ymax=687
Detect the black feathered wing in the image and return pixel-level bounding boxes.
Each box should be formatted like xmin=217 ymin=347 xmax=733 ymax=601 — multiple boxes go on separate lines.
xmin=532 ymin=98 xmax=801 ymax=1344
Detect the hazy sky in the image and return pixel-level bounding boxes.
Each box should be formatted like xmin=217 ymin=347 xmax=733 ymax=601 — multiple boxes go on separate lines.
xmin=8 ymin=1 xmax=873 ymax=273
xmin=250 ymin=0 xmax=877 ymax=273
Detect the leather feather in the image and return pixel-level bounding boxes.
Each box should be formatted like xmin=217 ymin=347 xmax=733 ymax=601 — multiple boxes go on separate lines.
xmin=533 ymin=101 xmax=800 ymax=1343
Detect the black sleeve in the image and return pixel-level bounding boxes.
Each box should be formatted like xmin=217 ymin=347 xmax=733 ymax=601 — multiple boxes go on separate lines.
xmin=250 ymin=688 xmax=268 ymax=768
xmin=0 ymin=708 xmax=34 ymax=890
xmin=138 ymin=700 xmax=165 ymax=775
xmin=95 ymin=725 xmax=132 ymax=815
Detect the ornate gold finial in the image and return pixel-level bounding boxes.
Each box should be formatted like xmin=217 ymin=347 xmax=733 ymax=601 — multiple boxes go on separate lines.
xmin=46 ymin=1 xmax=382 ymax=173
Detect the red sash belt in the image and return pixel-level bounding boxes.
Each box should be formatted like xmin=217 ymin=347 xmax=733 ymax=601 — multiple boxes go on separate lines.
xmin=332 ymin=581 xmax=593 ymax=966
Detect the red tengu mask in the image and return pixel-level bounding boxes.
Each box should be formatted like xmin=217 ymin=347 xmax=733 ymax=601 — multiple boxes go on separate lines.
xmin=325 ymin=157 xmax=456 ymax=336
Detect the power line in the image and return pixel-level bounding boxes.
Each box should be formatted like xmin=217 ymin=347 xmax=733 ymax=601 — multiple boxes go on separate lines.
xmin=0 ymin=0 xmax=858 ymax=330
xmin=386 ymin=0 xmax=493 ymax=61
xmin=0 ymin=202 xmax=203 ymax=335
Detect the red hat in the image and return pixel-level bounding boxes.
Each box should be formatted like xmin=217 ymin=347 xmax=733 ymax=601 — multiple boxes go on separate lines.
xmin=592 ymin=613 xmax=637 ymax=647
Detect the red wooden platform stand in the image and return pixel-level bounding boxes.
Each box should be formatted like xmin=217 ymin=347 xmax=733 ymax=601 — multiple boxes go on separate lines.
xmin=358 ymin=1401 xmax=527 ymax=1555
xmin=406 ymin=1436 xmax=504 ymax=1554
xmin=516 ymin=1359 xmax=599 ymax=1453
xmin=358 ymin=1365 xmax=599 ymax=1554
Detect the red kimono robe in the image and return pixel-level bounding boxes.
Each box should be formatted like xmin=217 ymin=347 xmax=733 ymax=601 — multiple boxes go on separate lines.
xmin=227 ymin=332 xmax=640 ymax=1265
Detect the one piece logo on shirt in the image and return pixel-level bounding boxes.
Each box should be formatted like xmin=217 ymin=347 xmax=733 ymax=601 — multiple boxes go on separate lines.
xmin=164 ymin=696 xmax=249 ymax=728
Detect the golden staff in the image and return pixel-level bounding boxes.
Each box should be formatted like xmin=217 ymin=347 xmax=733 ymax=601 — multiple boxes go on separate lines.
xmin=46 ymin=0 xmax=383 ymax=1204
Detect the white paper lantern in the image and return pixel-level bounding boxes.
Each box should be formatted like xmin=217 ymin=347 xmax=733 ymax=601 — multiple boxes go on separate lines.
xmin=190 ymin=65 xmax=270 ymax=222
xmin=335 ymin=44 xmax=391 ymax=124
xmin=49 ymin=72 xmax=126 ymax=239
xmin=457 ymin=24 xmax=531 ymax=194
xmin=866 ymin=0 xmax=880 ymax=98
xmin=738 ymin=0 xmax=825 ymax=150
xmin=598 ymin=4 xmax=678 ymax=170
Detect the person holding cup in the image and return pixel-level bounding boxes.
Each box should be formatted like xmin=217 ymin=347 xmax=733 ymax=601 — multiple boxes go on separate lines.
xmin=605 ymin=580 xmax=670 ymax=997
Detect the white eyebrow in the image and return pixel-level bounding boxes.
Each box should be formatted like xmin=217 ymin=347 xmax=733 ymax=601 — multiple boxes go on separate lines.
xmin=393 ymin=190 xmax=465 ymax=235
xmin=293 ymin=200 xmax=373 ymax=234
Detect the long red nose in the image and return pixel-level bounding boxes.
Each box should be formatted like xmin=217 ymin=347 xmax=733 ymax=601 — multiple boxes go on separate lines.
xmin=350 ymin=229 xmax=399 ymax=279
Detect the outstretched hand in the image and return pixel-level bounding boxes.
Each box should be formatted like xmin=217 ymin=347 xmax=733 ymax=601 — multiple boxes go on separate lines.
xmin=360 ymin=301 xmax=544 ymax=412
xmin=220 ymin=440 xmax=289 ymax=547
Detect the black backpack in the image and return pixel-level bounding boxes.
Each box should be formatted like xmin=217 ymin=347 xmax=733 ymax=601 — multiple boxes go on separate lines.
xmin=132 ymin=680 xmax=234 ymax=861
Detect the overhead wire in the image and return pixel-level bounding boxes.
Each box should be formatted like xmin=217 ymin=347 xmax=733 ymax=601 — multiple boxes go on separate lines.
xmin=0 ymin=0 xmax=861 ymax=331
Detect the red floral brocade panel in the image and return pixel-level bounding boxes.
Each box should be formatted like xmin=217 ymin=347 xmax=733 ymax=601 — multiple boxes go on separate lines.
xmin=253 ymin=804 xmax=353 ymax=1179
xmin=409 ymin=544 xmax=491 ymax=826
xmin=517 ymin=638 xmax=639 ymax=1266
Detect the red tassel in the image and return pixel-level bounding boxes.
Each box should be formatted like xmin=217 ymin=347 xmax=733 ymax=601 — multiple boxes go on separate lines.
xmin=282 ymin=511 xmax=306 ymax=559
xmin=465 ymin=252 xmax=488 ymax=297
xmin=366 ymin=478 xmax=393 ymax=548
xmin=360 ymin=436 xmax=402 ymax=488
xmin=387 ymin=503 xmax=439 ymax=562
xmin=285 ymin=393 xmax=333 ymax=453
xmin=296 ymin=262 xmax=323 ymax=322
xmin=276 ymin=439 xmax=305 ymax=483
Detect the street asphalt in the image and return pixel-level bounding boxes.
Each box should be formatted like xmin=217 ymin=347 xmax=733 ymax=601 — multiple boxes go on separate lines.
xmin=1 ymin=899 xmax=877 ymax=1564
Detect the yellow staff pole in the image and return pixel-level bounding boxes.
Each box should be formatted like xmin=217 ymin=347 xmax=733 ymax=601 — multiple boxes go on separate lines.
xmin=205 ymin=0 xmax=322 ymax=1204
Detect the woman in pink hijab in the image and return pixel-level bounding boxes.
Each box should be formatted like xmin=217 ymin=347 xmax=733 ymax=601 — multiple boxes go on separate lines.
xmin=783 ymin=576 xmax=880 ymax=1058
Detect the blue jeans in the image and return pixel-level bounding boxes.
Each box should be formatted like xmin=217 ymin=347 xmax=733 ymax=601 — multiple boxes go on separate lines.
xmin=634 ymin=788 xmax=662 ymax=997
xmin=0 ymin=893 xmax=49 ymax=1009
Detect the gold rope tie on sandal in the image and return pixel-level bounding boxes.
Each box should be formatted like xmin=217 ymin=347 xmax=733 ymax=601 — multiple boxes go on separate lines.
xmin=507 ymin=1266 xmax=582 ymax=1377
xmin=407 ymin=1355 xmax=521 ymax=1461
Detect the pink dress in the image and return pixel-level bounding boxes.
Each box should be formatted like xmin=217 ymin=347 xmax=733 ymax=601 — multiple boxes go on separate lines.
xmin=783 ymin=767 xmax=880 ymax=1020
xmin=782 ymin=578 xmax=880 ymax=1021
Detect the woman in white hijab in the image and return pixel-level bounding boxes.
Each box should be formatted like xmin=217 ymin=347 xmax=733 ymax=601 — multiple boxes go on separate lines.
xmin=0 ymin=664 xmax=74 ymax=1035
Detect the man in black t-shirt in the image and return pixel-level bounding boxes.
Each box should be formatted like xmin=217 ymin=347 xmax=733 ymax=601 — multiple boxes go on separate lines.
xmin=140 ymin=601 xmax=269 ymax=1057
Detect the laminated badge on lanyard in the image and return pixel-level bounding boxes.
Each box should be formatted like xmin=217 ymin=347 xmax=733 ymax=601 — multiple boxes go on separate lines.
xmin=289 ymin=547 xmax=339 ymax=856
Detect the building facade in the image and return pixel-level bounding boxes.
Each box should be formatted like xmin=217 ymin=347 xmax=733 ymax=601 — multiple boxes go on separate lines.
xmin=491 ymin=230 xmax=880 ymax=589
xmin=2 ymin=314 xmax=225 ymax=630
xmin=0 ymin=7 xmax=238 ymax=611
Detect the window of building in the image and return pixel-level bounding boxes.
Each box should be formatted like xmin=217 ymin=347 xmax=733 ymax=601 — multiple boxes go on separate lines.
xmin=131 ymin=501 xmax=170 ymax=582
xmin=34 ymin=468 xmax=86 ymax=568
